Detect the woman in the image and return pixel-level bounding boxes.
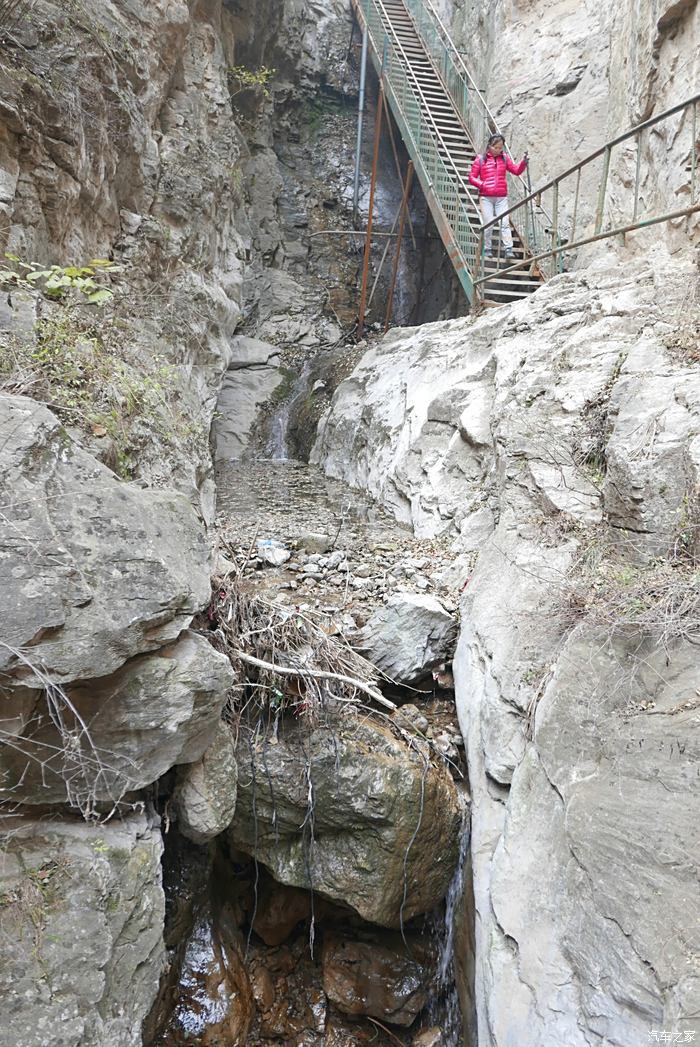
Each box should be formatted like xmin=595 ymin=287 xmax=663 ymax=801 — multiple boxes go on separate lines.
xmin=469 ymin=133 xmax=528 ymax=259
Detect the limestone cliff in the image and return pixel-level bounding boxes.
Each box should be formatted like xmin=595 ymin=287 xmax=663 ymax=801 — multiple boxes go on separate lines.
xmin=313 ymin=254 xmax=700 ymax=1044
xmin=1 ymin=0 xmax=699 ymax=1043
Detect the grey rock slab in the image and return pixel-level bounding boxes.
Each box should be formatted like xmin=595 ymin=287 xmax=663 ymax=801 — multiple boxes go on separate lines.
xmin=214 ymin=355 xmax=282 ymax=461
xmin=0 ymin=630 xmax=234 ymax=806
xmin=356 ymin=592 xmax=458 ymax=685
xmin=173 ymin=720 xmax=238 ymax=844
xmin=534 ymin=627 xmax=700 ymax=1036
xmin=0 ymin=395 xmax=211 ymax=685
xmin=230 ymin=713 xmax=462 ymax=928
xmin=0 ymin=813 xmax=165 ymax=1047
xmin=227 ymin=335 xmax=281 ymax=369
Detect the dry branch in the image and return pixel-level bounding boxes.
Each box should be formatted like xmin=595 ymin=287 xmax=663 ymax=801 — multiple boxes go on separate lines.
xmin=231 ymin=648 xmax=396 ymax=711
xmin=204 ymin=571 xmax=394 ymax=722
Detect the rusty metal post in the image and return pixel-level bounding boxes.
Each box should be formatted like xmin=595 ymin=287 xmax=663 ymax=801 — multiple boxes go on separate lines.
xmin=691 ymin=101 xmax=697 ymax=206
xmin=594 ymin=145 xmax=611 ymax=234
xmin=358 ymin=82 xmax=385 ymax=337
xmin=384 ymin=161 xmax=414 ymax=331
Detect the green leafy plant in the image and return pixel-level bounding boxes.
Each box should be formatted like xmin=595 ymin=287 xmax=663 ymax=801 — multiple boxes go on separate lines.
xmin=227 ymin=63 xmax=275 ymax=98
xmin=0 ymin=254 xmax=119 ymax=304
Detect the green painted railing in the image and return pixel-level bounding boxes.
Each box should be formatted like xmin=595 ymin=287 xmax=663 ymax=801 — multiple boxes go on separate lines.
xmin=356 ymin=0 xmax=484 ymax=302
xmin=473 ymin=90 xmax=700 ymax=291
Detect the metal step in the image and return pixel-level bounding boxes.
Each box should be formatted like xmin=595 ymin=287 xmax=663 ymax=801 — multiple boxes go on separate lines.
xmin=355 ymin=0 xmax=545 ymax=308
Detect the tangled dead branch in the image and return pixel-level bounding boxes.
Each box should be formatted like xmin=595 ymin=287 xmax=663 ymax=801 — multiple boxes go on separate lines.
xmin=204 ymin=577 xmax=396 ymax=730
xmin=0 ymin=643 xmax=132 ymax=821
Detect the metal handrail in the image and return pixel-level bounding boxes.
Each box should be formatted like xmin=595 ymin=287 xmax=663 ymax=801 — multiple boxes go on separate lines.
xmin=356 ymin=0 xmax=485 ymax=299
xmin=369 ymin=0 xmax=478 ymax=210
xmin=478 ymin=89 xmax=700 ymax=283
xmin=401 ymin=0 xmax=557 ymax=272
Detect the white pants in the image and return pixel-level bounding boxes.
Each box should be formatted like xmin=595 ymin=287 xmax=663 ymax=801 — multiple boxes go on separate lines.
xmin=481 ymin=196 xmax=513 ymax=253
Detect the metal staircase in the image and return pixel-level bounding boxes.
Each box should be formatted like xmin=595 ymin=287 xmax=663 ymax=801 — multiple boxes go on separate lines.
xmin=351 ymin=0 xmax=546 ymax=307
xmin=351 ymin=0 xmax=700 ymax=312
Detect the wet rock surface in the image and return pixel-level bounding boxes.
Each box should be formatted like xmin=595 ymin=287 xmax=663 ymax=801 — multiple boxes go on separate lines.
xmin=322 ymin=933 xmax=432 ymax=1026
xmin=230 ymin=711 xmax=463 ymax=928
xmin=150 ymin=850 xmax=447 ymax=1047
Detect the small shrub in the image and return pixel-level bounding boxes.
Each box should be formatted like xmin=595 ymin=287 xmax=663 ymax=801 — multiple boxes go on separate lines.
xmin=227 ymin=63 xmax=275 ymax=98
xmin=0 ymin=306 xmax=202 ymax=479
xmin=0 ymin=254 xmax=119 ymax=305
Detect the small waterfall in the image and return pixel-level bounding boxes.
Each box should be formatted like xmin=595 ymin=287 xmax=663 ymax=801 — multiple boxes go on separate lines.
xmin=431 ymin=802 xmax=472 ymax=1045
xmin=265 ymin=360 xmax=313 ymax=461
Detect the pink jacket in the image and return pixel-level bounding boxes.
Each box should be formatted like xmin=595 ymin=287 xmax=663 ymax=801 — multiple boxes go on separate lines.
xmin=469 ymin=152 xmax=527 ymax=196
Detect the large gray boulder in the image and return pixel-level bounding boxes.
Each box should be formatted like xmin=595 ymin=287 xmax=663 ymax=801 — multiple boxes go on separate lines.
xmin=0 ymin=813 xmax=165 ymax=1047
xmin=0 ymin=631 xmax=234 ymax=807
xmin=173 ymin=720 xmax=238 ymax=843
xmin=357 ymin=592 xmax=458 ymax=684
xmin=0 ymin=395 xmax=234 ymax=807
xmin=0 ymin=394 xmax=211 ymax=684
xmin=230 ymin=713 xmax=462 ymax=928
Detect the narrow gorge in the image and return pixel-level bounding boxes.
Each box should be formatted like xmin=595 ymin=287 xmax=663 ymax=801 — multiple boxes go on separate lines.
xmin=0 ymin=2 xmax=698 ymax=1047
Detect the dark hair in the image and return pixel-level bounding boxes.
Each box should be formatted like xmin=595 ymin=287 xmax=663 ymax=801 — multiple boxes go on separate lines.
xmin=488 ymin=133 xmax=505 ymax=145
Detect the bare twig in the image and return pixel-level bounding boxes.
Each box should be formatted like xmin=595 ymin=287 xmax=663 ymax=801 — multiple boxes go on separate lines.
xmin=230 ymin=648 xmax=396 ymax=711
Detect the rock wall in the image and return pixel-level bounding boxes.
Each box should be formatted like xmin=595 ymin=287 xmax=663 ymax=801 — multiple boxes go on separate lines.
xmin=312 ymin=249 xmax=700 ymax=1045
xmin=0 ymin=0 xmax=244 ymax=1038
xmin=0 ymin=2 xmax=463 ymax=1043
xmin=0 ymin=0 xmax=246 ymax=513
xmin=1 ymin=814 xmax=165 ymax=1047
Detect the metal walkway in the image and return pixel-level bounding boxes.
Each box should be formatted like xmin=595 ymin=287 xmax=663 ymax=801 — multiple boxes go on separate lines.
xmin=351 ymin=0 xmax=544 ymax=307
xmin=351 ymin=0 xmax=700 ymax=312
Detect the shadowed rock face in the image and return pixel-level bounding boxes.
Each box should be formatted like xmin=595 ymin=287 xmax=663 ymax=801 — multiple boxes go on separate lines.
xmin=230 ymin=712 xmax=463 ymax=928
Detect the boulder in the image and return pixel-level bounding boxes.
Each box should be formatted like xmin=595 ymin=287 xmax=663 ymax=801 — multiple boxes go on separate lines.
xmin=173 ymin=721 xmax=238 ymax=844
xmin=229 ymin=713 xmax=462 ymax=928
xmin=0 ymin=631 xmax=234 ymax=807
xmin=214 ymin=337 xmax=282 ymax=461
xmin=0 ymin=394 xmax=211 ymax=686
xmin=323 ymin=934 xmax=432 ymax=1026
xmin=357 ymin=593 xmax=458 ymax=685
xmin=0 ymin=813 xmax=165 ymax=1047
